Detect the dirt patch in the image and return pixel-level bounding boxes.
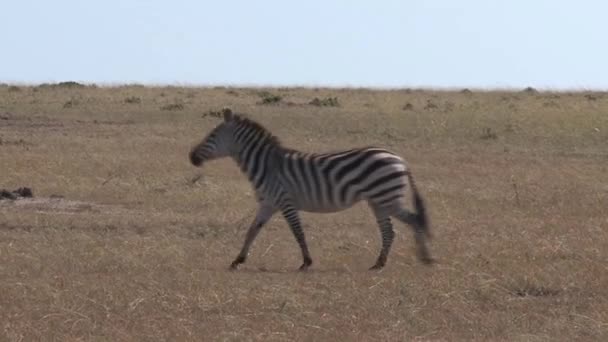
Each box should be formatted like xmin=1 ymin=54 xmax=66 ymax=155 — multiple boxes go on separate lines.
xmin=0 ymin=187 xmax=33 ymax=200
xmin=0 ymin=114 xmax=64 ymax=130
xmin=0 ymin=196 xmax=117 ymax=214
xmin=0 ymin=137 xmax=31 ymax=147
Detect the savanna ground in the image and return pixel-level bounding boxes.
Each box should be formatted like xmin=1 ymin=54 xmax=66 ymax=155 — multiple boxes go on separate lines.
xmin=1 ymin=83 xmax=607 ymax=341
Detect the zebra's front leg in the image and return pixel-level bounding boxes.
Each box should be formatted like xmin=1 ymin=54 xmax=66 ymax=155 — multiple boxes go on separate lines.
xmin=280 ymin=206 xmax=313 ymax=271
xmin=230 ymin=204 xmax=277 ymax=270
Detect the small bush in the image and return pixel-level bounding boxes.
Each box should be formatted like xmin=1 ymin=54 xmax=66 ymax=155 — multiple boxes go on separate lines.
xmin=257 ymin=91 xmax=282 ymax=105
xmin=309 ymin=97 xmax=340 ymax=107
xmin=402 ymin=103 xmax=414 ymax=111
xmin=584 ymin=94 xmax=598 ymax=101
xmin=510 ymin=280 xmax=560 ymax=298
xmin=57 ymin=81 xmax=86 ymax=88
xmin=460 ymin=88 xmax=473 ymax=95
xmin=161 ymin=103 xmax=185 ymax=111
xmin=522 ymin=87 xmax=538 ymax=94
xmin=8 ymin=86 xmax=21 ymax=92
xmin=443 ymin=101 xmax=455 ymax=112
xmin=480 ymin=127 xmax=498 ymax=140
xmin=63 ymin=99 xmax=79 ymax=108
xmin=424 ymin=100 xmax=438 ymax=110
xmin=36 ymin=81 xmax=87 ymax=90
xmin=543 ymin=101 xmax=559 ymax=108
xmin=201 ymin=109 xmax=223 ymax=118
xmin=124 ymin=96 xmax=142 ymax=104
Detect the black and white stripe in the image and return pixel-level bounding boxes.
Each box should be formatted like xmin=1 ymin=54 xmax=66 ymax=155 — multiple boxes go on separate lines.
xmin=189 ymin=108 xmax=433 ymax=270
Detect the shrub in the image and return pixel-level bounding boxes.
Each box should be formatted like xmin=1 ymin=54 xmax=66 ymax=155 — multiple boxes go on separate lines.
xmin=480 ymin=127 xmax=498 ymax=140
xmin=161 ymin=103 xmax=185 ymax=111
xmin=424 ymin=100 xmax=438 ymax=110
xmin=460 ymin=88 xmax=473 ymax=95
xmin=63 ymin=99 xmax=79 ymax=108
xmin=257 ymin=91 xmax=282 ymax=105
xmin=201 ymin=109 xmax=223 ymax=118
xmin=57 ymin=81 xmax=86 ymax=88
xmin=124 ymin=96 xmax=142 ymax=104
xmin=309 ymin=97 xmax=339 ymax=107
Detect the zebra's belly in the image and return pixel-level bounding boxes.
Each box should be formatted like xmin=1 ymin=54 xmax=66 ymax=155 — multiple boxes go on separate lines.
xmin=295 ymin=198 xmax=360 ymax=213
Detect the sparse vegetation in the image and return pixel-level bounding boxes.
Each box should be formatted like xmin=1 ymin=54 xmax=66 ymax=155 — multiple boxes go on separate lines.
xmin=309 ymin=96 xmax=340 ymax=107
xmin=543 ymin=100 xmax=559 ymax=108
xmin=1 ymin=86 xmax=607 ymax=341
xmin=201 ymin=109 xmax=224 ymax=118
xmin=63 ymin=98 xmax=79 ymax=108
xmin=257 ymin=91 xmax=282 ymax=104
xmin=511 ymin=282 xmax=560 ymax=298
xmin=59 ymin=81 xmax=85 ymax=88
xmin=160 ymin=102 xmax=185 ymax=111
xmin=480 ymin=127 xmax=498 ymax=140
xmin=443 ymin=101 xmax=455 ymax=112
xmin=124 ymin=96 xmax=142 ymax=104
xmin=37 ymin=81 xmax=87 ymax=89
xmin=424 ymin=99 xmax=438 ymax=110
xmin=585 ymin=94 xmax=599 ymax=101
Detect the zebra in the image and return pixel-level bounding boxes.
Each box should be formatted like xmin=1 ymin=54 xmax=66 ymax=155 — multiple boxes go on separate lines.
xmin=189 ymin=108 xmax=433 ymax=271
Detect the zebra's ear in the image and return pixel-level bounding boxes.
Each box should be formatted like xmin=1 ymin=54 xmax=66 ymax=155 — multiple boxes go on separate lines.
xmin=222 ymin=107 xmax=233 ymax=122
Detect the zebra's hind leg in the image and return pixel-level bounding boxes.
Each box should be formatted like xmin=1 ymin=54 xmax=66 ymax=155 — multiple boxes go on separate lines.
xmin=392 ymin=206 xmax=434 ymax=265
xmin=230 ymin=204 xmax=277 ymax=270
xmin=369 ymin=208 xmax=395 ymax=270
xmin=280 ymin=206 xmax=313 ymax=271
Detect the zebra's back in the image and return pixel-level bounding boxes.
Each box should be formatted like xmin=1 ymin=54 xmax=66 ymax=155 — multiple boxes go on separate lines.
xmin=277 ymin=146 xmax=411 ymax=212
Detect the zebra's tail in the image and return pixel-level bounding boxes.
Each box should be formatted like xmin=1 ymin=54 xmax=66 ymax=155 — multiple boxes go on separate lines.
xmin=407 ymin=170 xmax=431 ymax=240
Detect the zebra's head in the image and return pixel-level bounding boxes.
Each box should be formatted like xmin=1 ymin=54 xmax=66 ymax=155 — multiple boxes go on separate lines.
xmin=189 ymin=108 xmax=237 ymax=167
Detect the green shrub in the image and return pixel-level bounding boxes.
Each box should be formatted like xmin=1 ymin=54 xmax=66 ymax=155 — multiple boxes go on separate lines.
xmin=309 ymin=97 xmax=340 ymax=107
xmin=257 ymin=91 xmax=282 ymax=105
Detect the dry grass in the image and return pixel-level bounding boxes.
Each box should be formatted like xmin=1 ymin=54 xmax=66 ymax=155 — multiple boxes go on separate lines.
xmin=1 ymin=84 xmax=607 ymax=341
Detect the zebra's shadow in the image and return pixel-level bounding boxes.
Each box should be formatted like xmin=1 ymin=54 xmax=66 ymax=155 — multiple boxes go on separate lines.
xmin=228 ymin=266 xmax=354 ymax=274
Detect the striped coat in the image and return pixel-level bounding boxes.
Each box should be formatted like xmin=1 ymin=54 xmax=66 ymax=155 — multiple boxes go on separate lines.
xmin=189 ymin=108 xmax=433 ymax=270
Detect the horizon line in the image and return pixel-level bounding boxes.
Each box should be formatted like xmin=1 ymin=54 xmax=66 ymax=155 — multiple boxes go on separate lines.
xmin=2 ymin=80 xmax=607 ymax=92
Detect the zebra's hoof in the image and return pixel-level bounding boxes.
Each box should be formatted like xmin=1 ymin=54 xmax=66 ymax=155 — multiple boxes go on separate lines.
xmin=421 ymin=257 xmax=435 ymax=265
xmin=369 ymin=256 xmax=386 ymax=270
xmin=369 ymin=263 xmax=385 ymax=270
xmin=298 ymin=257 xmax=312 ymax=271
xmin=229 ymin=255 xmax=246 ymax=270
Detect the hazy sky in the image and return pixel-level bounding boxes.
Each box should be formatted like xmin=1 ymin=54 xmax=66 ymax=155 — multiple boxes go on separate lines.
xmin=2 ymin=0 xmax=607 ymax=89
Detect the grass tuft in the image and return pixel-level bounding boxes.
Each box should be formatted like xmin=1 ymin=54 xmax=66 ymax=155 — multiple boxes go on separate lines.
xmin=309 ymin=96 xmax=340 ymax=107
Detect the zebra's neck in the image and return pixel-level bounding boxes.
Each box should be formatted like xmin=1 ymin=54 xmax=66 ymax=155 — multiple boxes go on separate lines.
xmin=230 ymin=138 xmax=293 ymax=188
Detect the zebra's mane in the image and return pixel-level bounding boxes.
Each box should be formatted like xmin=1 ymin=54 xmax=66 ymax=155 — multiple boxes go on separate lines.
xmin=231 ymin=113 xmax=288 ymax=150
